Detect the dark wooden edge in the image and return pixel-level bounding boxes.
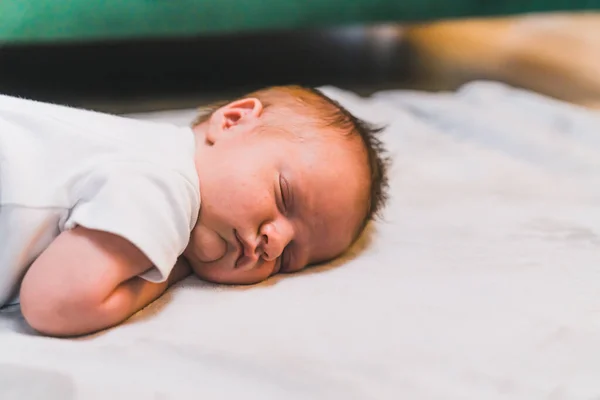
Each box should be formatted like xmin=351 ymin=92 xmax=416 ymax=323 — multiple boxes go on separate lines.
xmin=0 ymin=25 xmax=413 ymax=113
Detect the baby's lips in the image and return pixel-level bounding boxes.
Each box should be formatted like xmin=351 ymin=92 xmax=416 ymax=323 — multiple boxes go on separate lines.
xmin=192 ymin=225 xmax=228 ymax=262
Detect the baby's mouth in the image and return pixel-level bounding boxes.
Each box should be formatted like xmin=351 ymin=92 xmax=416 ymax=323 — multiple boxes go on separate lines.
xmin=233 ymin=230 xmax=259 ymax=270
xmin=234 ymin=230 xmax=244 ymax=268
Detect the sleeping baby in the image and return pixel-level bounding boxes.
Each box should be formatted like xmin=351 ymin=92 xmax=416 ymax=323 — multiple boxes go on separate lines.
xmin=0 ymin=86 xmax=389 ymax=337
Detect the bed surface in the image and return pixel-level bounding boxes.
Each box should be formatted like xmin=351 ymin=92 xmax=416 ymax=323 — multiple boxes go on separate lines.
xmin=2 ymin=82 xmax=600 ymax=399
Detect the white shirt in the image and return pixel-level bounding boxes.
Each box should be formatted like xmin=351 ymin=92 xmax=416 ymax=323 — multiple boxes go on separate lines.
xmin=0 ymin=95 xmax=200 ymax=307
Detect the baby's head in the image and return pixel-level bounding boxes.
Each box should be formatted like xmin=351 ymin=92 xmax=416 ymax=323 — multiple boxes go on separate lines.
xmin=184 ymin=85 xmax=389 ymax=284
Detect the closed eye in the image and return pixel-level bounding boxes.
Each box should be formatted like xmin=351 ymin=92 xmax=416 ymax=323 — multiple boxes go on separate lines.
xmin=279 ymin=175 xmax=289 ymax=212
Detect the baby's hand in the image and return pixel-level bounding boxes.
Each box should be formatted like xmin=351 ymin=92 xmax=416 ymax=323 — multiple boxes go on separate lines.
xmin=19 ymin=227 xmax=188 ymax=337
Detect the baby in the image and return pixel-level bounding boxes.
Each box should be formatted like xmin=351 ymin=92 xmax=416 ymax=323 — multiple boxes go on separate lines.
xmin=0 ymin=86 xmax=389 ymax=337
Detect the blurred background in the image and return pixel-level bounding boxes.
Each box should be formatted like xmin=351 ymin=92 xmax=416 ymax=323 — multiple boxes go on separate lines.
xmin=0 ymin=2 xmax=598 ymax=113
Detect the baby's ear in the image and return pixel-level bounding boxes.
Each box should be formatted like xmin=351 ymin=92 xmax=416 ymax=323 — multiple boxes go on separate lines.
xmin=205 ymin=98 xmax=263 ymax=144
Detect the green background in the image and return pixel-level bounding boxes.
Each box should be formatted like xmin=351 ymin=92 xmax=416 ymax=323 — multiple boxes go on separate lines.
xmin=1 ymin=0 xmax=599 ymax=44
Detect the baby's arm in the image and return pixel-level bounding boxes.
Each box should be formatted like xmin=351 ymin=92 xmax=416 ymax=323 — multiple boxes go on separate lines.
xmin=19 ymin=226 xmax=191 ymax=337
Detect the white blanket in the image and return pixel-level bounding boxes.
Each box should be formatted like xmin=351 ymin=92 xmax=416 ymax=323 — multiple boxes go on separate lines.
xmin=2 ymin=81 xmax=600 ymax=399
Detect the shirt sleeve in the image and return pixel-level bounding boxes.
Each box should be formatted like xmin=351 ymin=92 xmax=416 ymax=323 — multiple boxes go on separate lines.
xmin=63 ymin=164 xmax=200 ymax=283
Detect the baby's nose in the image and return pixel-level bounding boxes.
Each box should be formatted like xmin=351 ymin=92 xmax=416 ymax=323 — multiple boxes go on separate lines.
xmin=260 ymin=221 xmax=293 ymax=261
xmin=261 ymin=239 xmax=280 ymax=262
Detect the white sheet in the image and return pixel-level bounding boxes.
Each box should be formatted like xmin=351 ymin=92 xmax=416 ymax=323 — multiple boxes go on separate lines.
xmin=2 ymin=81 xmax=600 ymax=399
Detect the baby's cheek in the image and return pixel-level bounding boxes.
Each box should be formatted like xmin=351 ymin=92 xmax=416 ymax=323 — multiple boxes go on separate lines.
xmin=188 ymin=225 xmax=227 ymax=263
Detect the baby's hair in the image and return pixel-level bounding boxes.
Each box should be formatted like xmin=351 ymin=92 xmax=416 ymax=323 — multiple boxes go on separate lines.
xmin=193 ymin=85 xmax=390 ymax=239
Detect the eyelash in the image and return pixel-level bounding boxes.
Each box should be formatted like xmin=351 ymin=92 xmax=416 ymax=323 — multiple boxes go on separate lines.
xmin=279 ymin=176 xmax=288 ymax=212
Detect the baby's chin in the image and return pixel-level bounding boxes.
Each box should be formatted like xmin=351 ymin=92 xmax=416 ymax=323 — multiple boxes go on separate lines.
xmin=187 ymin=257 xmax=224 ymax=282
xmin=185 ymin=250 xmax=276 ymax=286
xmin=187 ymin=258 xmax=241 ymax=284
